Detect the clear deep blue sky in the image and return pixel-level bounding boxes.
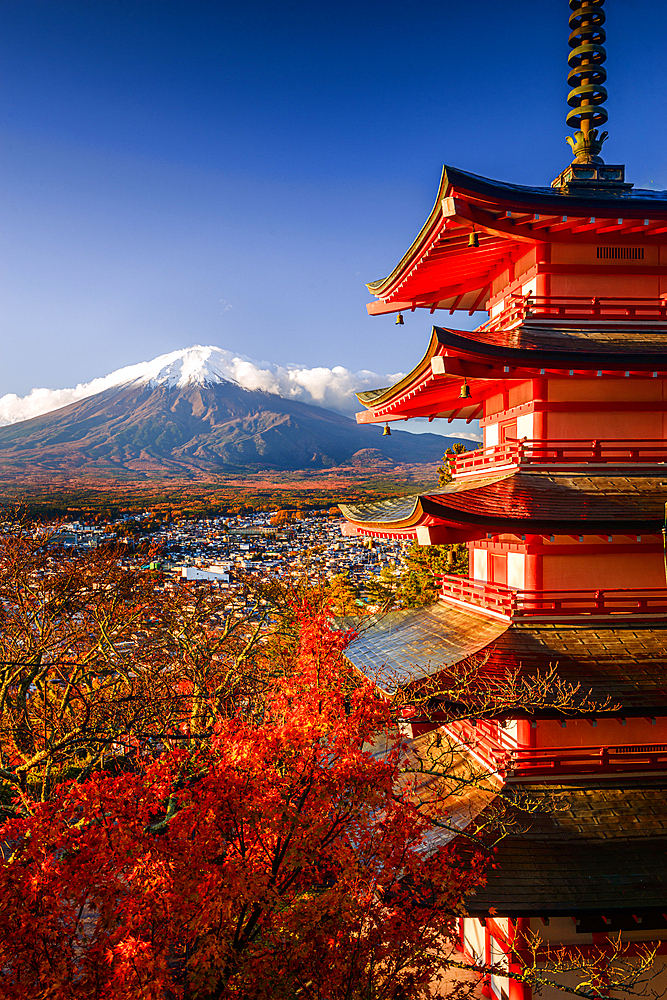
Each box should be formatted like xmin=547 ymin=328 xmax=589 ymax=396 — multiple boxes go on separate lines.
xmin=1 ymin=0 xmax=665 ymax=397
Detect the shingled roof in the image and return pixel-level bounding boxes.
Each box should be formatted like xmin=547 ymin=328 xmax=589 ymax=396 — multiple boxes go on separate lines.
xmin=340 ymin=471 xmax=667 ymax=536
xmin=467 ymin=780 xmax=667 ymax=920
xmin=457 ymin=322 xmax=667 ymax=357
xmin=344 ymin=601 xmax=667 ymax=708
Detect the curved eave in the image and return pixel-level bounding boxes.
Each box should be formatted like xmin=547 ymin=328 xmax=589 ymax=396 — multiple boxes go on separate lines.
xmin=339 ymin=494 xmax=488 ymax=543
xmin=367 ymin=167 xmax=451 ymax=300
xmin=340 ymin=475 xmax=667 ymax=540
xmin=344 ymin=602 xmax=510 ymax=693
xmin=338 ymin=496 xmax=423 ymax=531
xmin=366 ymin=164 xmax=667 ymax=314
xmin=345 ymin=601 xmax=667 ymax=699
xmin=355 ymin=325 xmax=667 ymax=424
xmin=355 ymin=328 xmax=440 ymax=408
xmin=354 ymin=326 xmax=490 ymax=424
xmin=343 ymin=512 xmax=664 ymax=539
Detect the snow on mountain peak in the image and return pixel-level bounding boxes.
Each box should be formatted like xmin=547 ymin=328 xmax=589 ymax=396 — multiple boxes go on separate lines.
xmin=125 ymin=345 xmax=233 ymax=388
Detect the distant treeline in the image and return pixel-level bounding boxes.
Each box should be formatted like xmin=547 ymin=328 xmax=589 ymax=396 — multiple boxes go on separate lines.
xmin=0 ymin=474 xmax=432 ymax=522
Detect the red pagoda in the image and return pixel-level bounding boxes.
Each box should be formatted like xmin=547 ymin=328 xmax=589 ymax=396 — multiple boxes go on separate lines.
xmin=339 ymin=1 xmax=667 ymax=996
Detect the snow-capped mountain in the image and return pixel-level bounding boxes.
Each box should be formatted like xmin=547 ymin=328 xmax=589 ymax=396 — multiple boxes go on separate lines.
xmin=0 ymin=349 xmax=465 ymax=474
xmin=106 ymin=345 xmax=236 ymax=389
xmin=0 ymin=346 xmax=408 ymax=427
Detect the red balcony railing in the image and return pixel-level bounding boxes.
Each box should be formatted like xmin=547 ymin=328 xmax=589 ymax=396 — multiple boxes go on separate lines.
xmin=450 ymin=439 xmax=667 ymax=477
xmin=437 ymin=574 xmax=517 ymax=618
xmin=506 ymin=743 xmax=667 ymax=779
xmin=478 ymin=294 xmax=667 ymax=333
xmin=438 ymin=574 xmax=667 ymax=621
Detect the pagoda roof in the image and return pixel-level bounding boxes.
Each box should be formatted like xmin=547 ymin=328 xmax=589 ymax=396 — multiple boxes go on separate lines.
xmin=344 ymin=601 xmax=667 ymax=709
xmin=367 ymin=165 xmax=667 ymax=317
xmin=339 ymin=471 xmax=667 ymax=540
xmin=355 ymin=325 xmax=667 ymax=425
xmin=343 ymin=602 xmax=508 ymax=690
xmin=467 ymin=780 xmax=667 ymax=919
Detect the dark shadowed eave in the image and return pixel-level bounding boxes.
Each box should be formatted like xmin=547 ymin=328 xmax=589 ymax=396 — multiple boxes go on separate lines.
xmin=466 ymin=781 xmax=667 ymax=921
xmin=345 ymin=602 xmax=667 ymax=708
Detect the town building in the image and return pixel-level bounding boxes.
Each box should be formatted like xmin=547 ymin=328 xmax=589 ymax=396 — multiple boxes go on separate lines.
xmin=338 ymin=2 xmax=667 ymax=996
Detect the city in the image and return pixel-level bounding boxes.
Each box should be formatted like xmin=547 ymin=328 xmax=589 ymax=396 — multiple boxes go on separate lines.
xmin=50 ymin=508 xmax=413 ymax=601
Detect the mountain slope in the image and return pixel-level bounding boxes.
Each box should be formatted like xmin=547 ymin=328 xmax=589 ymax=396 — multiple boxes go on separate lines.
xmin=0 ymin=378 xmax=465 ymax=474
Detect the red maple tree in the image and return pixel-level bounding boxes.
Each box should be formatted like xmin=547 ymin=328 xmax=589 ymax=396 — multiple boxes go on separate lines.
xmin=0 ymin=602 xmax=488 ymax=1000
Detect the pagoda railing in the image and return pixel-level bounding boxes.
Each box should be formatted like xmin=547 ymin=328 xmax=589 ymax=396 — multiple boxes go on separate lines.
xmin=450 ymin=439 xmax=667 ymax=477
xmin=399 ymin=710 xmax=667 ymax=777
xmin=505 ymin=743 xmax=667 ymax=780
xmin=438 ymin=575 xmax=516 ymax=618
xmin=438 ymin=574 xmax=667 ymax=621
xmin=400 ymin=716 xmax=667 ymax=778
xmin=478 ymin=294 xmax=667 ymax=333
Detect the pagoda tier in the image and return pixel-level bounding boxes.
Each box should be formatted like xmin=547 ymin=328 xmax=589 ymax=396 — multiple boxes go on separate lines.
xmin=457 ymin=784 xmax=667 ymax=994
xmin=464 ymin=780 xmax=667 ymax=926
xmin=344 ymin=603 xmax=667 ymax=709
xmin=354 ymin=324 xmax=667 ymax=430
xmin=344 ymin=602 xmax=667 ymax=788
xmin=366 ymin=166 xmax=667 ymax=319
xmin=340 ymin=472 xmax=666 ymax=538
xmin=340 ymin=471 xmax=666 ymax=592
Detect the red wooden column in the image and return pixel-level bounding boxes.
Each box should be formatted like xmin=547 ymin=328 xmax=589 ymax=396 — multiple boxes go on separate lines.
xmin=532 ymin=379 xmax=548 ymax=441
xmin=525 ymin=554 xmax=542 ymax=592
xmin=516 ymin=718 xmax=534 ymax=750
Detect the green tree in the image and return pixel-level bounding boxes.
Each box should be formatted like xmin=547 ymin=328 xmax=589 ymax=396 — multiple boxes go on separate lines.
xmin=437 ymin=441 xmax=468 ymax=486
xmin=395 ymin=543 xmax=452 ymax=606
xmin=366 ymin=542 xmax=469 ymax=609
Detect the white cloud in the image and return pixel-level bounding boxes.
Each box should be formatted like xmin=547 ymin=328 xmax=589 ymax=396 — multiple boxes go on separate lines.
xmin=0 ymin=375 xmax=137 ymax=426
xmin=0 ymin=344 xmax=480 ymax=439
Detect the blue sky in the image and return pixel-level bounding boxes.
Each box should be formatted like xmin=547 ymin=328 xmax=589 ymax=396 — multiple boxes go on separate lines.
xmin=1 ymin=0 xmax=665 ymax=413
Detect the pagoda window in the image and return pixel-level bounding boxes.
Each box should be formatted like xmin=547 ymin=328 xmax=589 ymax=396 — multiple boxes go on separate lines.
xmin=516 ymin=413 xmax=533 ymax=440
xmin=462 ymin=916 xmax=485 ymax=965
xmin=473 ymin=548 xmax=488 ymax=582
xmin=597 ymin=246 xmax=644 ymax=260
xmin=507 ymin=552 xmax=525 ymax=590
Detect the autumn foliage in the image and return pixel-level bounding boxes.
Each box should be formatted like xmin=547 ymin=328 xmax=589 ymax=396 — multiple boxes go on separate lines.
xmin=0 ymin=538 xmax=488 ymax=1000
xmin=0 ymin=522 xmax=642 ymax=1000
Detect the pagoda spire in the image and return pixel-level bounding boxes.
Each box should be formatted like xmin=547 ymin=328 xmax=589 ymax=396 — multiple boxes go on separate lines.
xmin=565 ymin=0 xmax=608 ymax=163
xmin=552 ymin=0 xmax=631 ymax=194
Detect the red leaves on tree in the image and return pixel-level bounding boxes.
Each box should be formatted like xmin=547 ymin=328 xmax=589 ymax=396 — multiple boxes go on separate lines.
xmin=0 ymin=603 xmax=488 ymax=999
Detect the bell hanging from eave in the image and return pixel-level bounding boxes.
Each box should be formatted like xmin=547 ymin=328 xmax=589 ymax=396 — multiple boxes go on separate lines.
xmin=459 ymin=379 xmax=471 ymax=400
xmin=383 ymin=423 xmax=392 ymax=436
xmin=468 ymin=230 xmax=479 ymax=248
xmin=395 ymin=312 xmax=404 ymax=325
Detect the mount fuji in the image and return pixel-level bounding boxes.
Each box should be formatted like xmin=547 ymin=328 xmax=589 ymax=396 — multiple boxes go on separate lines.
xmin=0 ymin=346 xmax=466 ymax=475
